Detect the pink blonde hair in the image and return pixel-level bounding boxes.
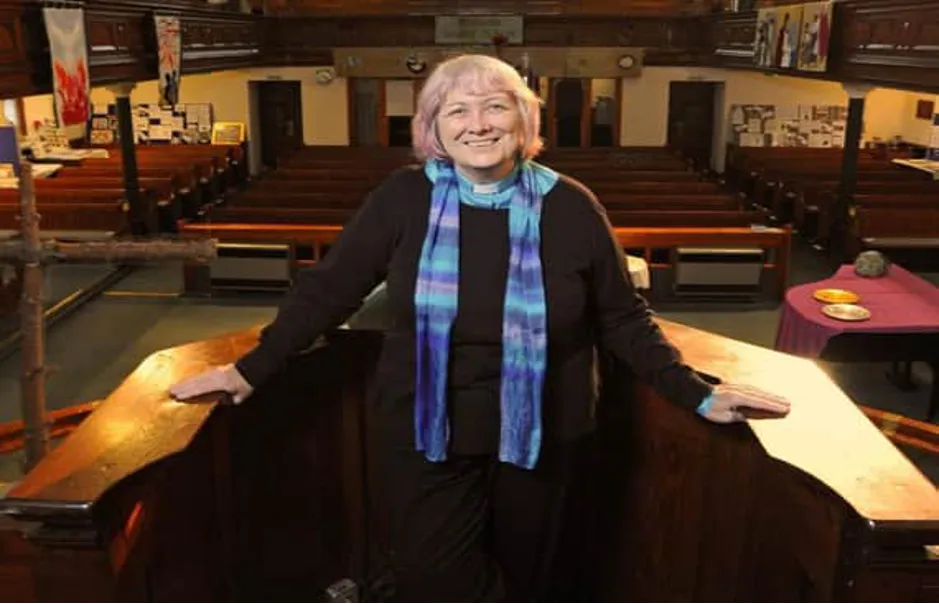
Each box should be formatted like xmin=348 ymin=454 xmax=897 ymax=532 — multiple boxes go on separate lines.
xmin=411 ymin=54 xmax=544 ymax=162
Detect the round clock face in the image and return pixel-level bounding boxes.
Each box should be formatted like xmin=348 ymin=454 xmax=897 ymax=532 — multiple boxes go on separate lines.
xmin=618 ymin=55 xmax=636 ymax=69
xmin=406 ymin=56 xmax=426 ymax=74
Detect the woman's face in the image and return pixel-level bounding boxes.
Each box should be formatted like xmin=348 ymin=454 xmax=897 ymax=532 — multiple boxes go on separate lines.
xmin=436 ymin=88 xmax=521 ymax=182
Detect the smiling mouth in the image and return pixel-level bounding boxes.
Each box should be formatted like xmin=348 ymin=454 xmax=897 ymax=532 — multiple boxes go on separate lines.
xmin=463 ymin=137 xmax=501 ymax=148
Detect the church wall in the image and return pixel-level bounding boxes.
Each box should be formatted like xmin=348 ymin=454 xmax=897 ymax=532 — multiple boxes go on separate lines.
xmin=622 ymin=67 xmax=939 ymax=172
xmin=15 ymin=65 xmax=938 ymax=173
xmin=19 ymin=67 xmax=350 ymax=147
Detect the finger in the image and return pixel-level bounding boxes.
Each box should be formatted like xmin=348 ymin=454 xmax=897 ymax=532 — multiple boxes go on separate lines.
xmin=736 ymin=406 xmax=788 ymax=419
xmin=744 ymin=395 xmax=791 ymax=413
xmin=727 ymin=387 xmax=790 ymax=412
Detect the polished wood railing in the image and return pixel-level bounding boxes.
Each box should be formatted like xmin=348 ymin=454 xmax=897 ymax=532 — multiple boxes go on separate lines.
xmin=1 ymin=319 xmax=938 ymax=600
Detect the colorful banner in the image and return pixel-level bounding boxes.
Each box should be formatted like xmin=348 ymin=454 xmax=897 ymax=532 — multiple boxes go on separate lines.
xmin=754 ymin=4 xmax=804 ymax=69
xmin=43 ymin=8 xmax=90 ymax=140
xmin=796 ymin=2 xmax=832 ymax=73
xmin=155 ymin=15 xmax=182 ymax=107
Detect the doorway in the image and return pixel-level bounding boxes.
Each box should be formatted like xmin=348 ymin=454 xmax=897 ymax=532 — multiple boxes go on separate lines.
xmin=348 ymin=78 xmax=385 ymax=146
xmin=257 ymin=81 xmax=303 ymax=169
xmin=552 ymin=79 xmax=587 ymax=148
xmin=667 ymin=81 xmax=718 ymax=171
xmin=384 ymin=79 xmax=415 ymax=148
xmin=589 ymin=79 xmax=619 ymax=147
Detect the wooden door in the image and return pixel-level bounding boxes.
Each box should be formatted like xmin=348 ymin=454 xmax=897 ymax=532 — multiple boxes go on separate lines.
xmin=347 ymin=78 xmax=386 ymax=147
xmin=667 ymin=81 xmax=717 ymax=171
xmin=550 ymin=78 xmax=591 ymax=148
xmin=257 ymin=81 xmax=303 ymax=168
xmin=589 ymin=78 xmax=621 ymax=148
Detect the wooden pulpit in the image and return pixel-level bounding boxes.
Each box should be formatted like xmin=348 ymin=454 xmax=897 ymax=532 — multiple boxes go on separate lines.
xmin=1 ymin=319 xmax=938 ymax=601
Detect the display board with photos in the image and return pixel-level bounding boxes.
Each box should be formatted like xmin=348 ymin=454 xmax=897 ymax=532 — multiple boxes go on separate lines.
xmin=728 ymin=104 xmax=847 ymax=148
xmin=754 ymin=1 xmax=832 ymax=73
xmin=89 ymin=103 xmax=214 ymax=145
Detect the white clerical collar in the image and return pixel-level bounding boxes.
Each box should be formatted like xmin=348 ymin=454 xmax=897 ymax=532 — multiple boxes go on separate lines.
xmin=473 ymin=182 xmax=499 ymax=194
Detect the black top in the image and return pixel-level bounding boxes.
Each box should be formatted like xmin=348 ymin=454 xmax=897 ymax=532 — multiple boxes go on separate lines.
xmin=236 ymin=166 xmax=713 ymax=454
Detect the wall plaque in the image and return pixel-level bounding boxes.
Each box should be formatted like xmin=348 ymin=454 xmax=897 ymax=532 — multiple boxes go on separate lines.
xmin=434 ymin=16 xmax=524 ymax=45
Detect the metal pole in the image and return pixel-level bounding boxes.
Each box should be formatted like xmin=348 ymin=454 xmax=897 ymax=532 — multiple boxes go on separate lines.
xmin=112 ymin=83 xmax=147 ymax=235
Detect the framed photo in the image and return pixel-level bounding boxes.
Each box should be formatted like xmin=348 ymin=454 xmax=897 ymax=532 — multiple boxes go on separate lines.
xmin=211 ymin=121 xmax=245 ymax=145
xmin=916 ymin=99 xmax=935 ymax=120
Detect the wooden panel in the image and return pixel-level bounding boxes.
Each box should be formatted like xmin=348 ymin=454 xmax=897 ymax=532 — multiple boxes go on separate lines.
xmin=273 ymin=16 xmax=703 ymax=67
xmin=267 ymin=0 xmax=716 ymax=16
xmin=0 ymin=1 xmax=31 ymax=100
xmin=708 ymin=11 xmax=756 ymax=67
xmin=181 ymin=15 xmax=265 ymax=74
xmin=838 ymin=0 xmax=939 ymax=93
xmin=4 ymin=319 xmax=939 ymax=600
xmin=85 ymin=8 xmax=151 ymax=85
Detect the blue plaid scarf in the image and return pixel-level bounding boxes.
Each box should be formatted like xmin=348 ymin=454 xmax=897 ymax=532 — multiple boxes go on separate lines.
xmin=415 ymin=159 xmax=557 ymax=469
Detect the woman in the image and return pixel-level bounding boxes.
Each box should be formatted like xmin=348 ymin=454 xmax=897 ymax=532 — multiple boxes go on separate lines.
xmin=170 ymin=54 xmax=790 ymax=601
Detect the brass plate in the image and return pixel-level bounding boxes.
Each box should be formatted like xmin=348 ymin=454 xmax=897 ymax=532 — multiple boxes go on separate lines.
xmin=813 ymin=288 xmax=860 ymax=304
xmin=821 ymin=303 xmax=871 ymax=322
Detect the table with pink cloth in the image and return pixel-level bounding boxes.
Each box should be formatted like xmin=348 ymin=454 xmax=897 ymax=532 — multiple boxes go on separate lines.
xmin=775 ymin=264 xmax=939 ymax=358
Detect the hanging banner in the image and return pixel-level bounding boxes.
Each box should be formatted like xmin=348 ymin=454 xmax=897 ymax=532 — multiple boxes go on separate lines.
xmin=796 ymin=1 xmax=832 ymax=73
xmin=42 ymin=8 xmax=90 ymax=140
xmin=155 ymin=15 xmax=182 ymax=107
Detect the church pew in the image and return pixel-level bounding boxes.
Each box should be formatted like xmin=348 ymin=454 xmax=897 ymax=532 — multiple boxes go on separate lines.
xmin=2 ymin=318 xmax=938 ymax=601
xmin=269 ymin=167 xmax=703 ymax=183
xmin=811 ymin=194 xmax=939 ymax=247
xmin=199 ymin=206 xmax=765 ymax=229
xmin=247 ymin=178 xmax=724 ymax=196
xmin=790 ymin=179 xmax=939 ymax=239
xmin=0 ymin=186 xmax=163 ymax=232
xmin=94 ymin=142 xmax=248 ymax=190
xmin=176 ymin=222 xmax=789 ymax=300
xmin=752 ymin=166 xmax=913 ymax=219
xmin=224 ymin=190 xmax=740 ymax=211
xmin=851 ymin=208 xmax=939 ymax=263
xmin=0 ymin=202 xmax=129 ymax=232
xmin=757 ymin=170 xmax=926 ymax=225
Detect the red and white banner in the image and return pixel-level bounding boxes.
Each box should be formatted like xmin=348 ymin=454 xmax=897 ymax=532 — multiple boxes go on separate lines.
xmin=155 ymin=15 xmax=181 ymax=106
xmin=43 ymin=8 xmax=90 ymax=140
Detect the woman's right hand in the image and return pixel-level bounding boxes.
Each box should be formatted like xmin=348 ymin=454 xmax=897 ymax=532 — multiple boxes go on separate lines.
xmin=168 ymin=364 xmax=254 ymax=405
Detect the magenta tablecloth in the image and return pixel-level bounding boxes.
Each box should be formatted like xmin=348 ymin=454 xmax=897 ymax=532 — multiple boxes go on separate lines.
xmin=774 ymin=264 xmax=939 ymax=358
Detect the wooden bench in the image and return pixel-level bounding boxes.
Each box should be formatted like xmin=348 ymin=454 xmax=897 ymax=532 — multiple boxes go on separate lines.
xmin=0 ymin=187 xmax=161 ymax=232
xmin=852 ymin=208 xmax=939 ymax=254
xmin=790 ymin=179 xmax=939 ymax=240
xmin=179 ymin=221 xmax=789 ymax=301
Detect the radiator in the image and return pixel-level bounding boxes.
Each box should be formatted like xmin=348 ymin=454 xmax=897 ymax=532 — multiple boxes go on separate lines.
xmin=209 ymin=242 xmax=292 ymax=291
xmin=674 ymin=247 xmax=764 ymax=296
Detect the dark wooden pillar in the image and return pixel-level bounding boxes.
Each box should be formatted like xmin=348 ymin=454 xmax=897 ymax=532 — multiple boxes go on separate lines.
xmin=110 ymin=83 xmax=147 ymax=235
xmin=831 ymin=83 xmax=872 ymax=264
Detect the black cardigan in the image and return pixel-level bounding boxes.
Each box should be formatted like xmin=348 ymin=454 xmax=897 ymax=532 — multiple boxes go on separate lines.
xmin=236 ymin=166 xmax=713 ymax=453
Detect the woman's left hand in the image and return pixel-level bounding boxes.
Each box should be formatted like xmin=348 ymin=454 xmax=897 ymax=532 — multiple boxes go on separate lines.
xmin=699 ymin=383 xmax=791 ymax=424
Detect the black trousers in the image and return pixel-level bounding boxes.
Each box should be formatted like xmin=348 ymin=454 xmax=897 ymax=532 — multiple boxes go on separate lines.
xmin=378 ymin=434 xmax=596 ymax=602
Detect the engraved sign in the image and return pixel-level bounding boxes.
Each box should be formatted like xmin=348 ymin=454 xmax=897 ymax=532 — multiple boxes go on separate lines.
xmin=434 ymin=16 xmax=524 ymax=45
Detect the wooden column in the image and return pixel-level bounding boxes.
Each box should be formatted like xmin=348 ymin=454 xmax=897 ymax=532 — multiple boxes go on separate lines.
xmin=109 ymin=82 xmax=146 ymax=235
xmin=831 ymin=83 xmax=872 ymax=263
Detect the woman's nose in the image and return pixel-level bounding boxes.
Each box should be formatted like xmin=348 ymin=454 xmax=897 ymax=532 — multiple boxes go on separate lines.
xmin=466 ymin=109 xmax=490 ymax=133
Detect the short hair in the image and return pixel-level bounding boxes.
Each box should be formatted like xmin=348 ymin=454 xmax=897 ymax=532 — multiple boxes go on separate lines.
xmin=411 ymin=54 xmax=544 ymax=162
